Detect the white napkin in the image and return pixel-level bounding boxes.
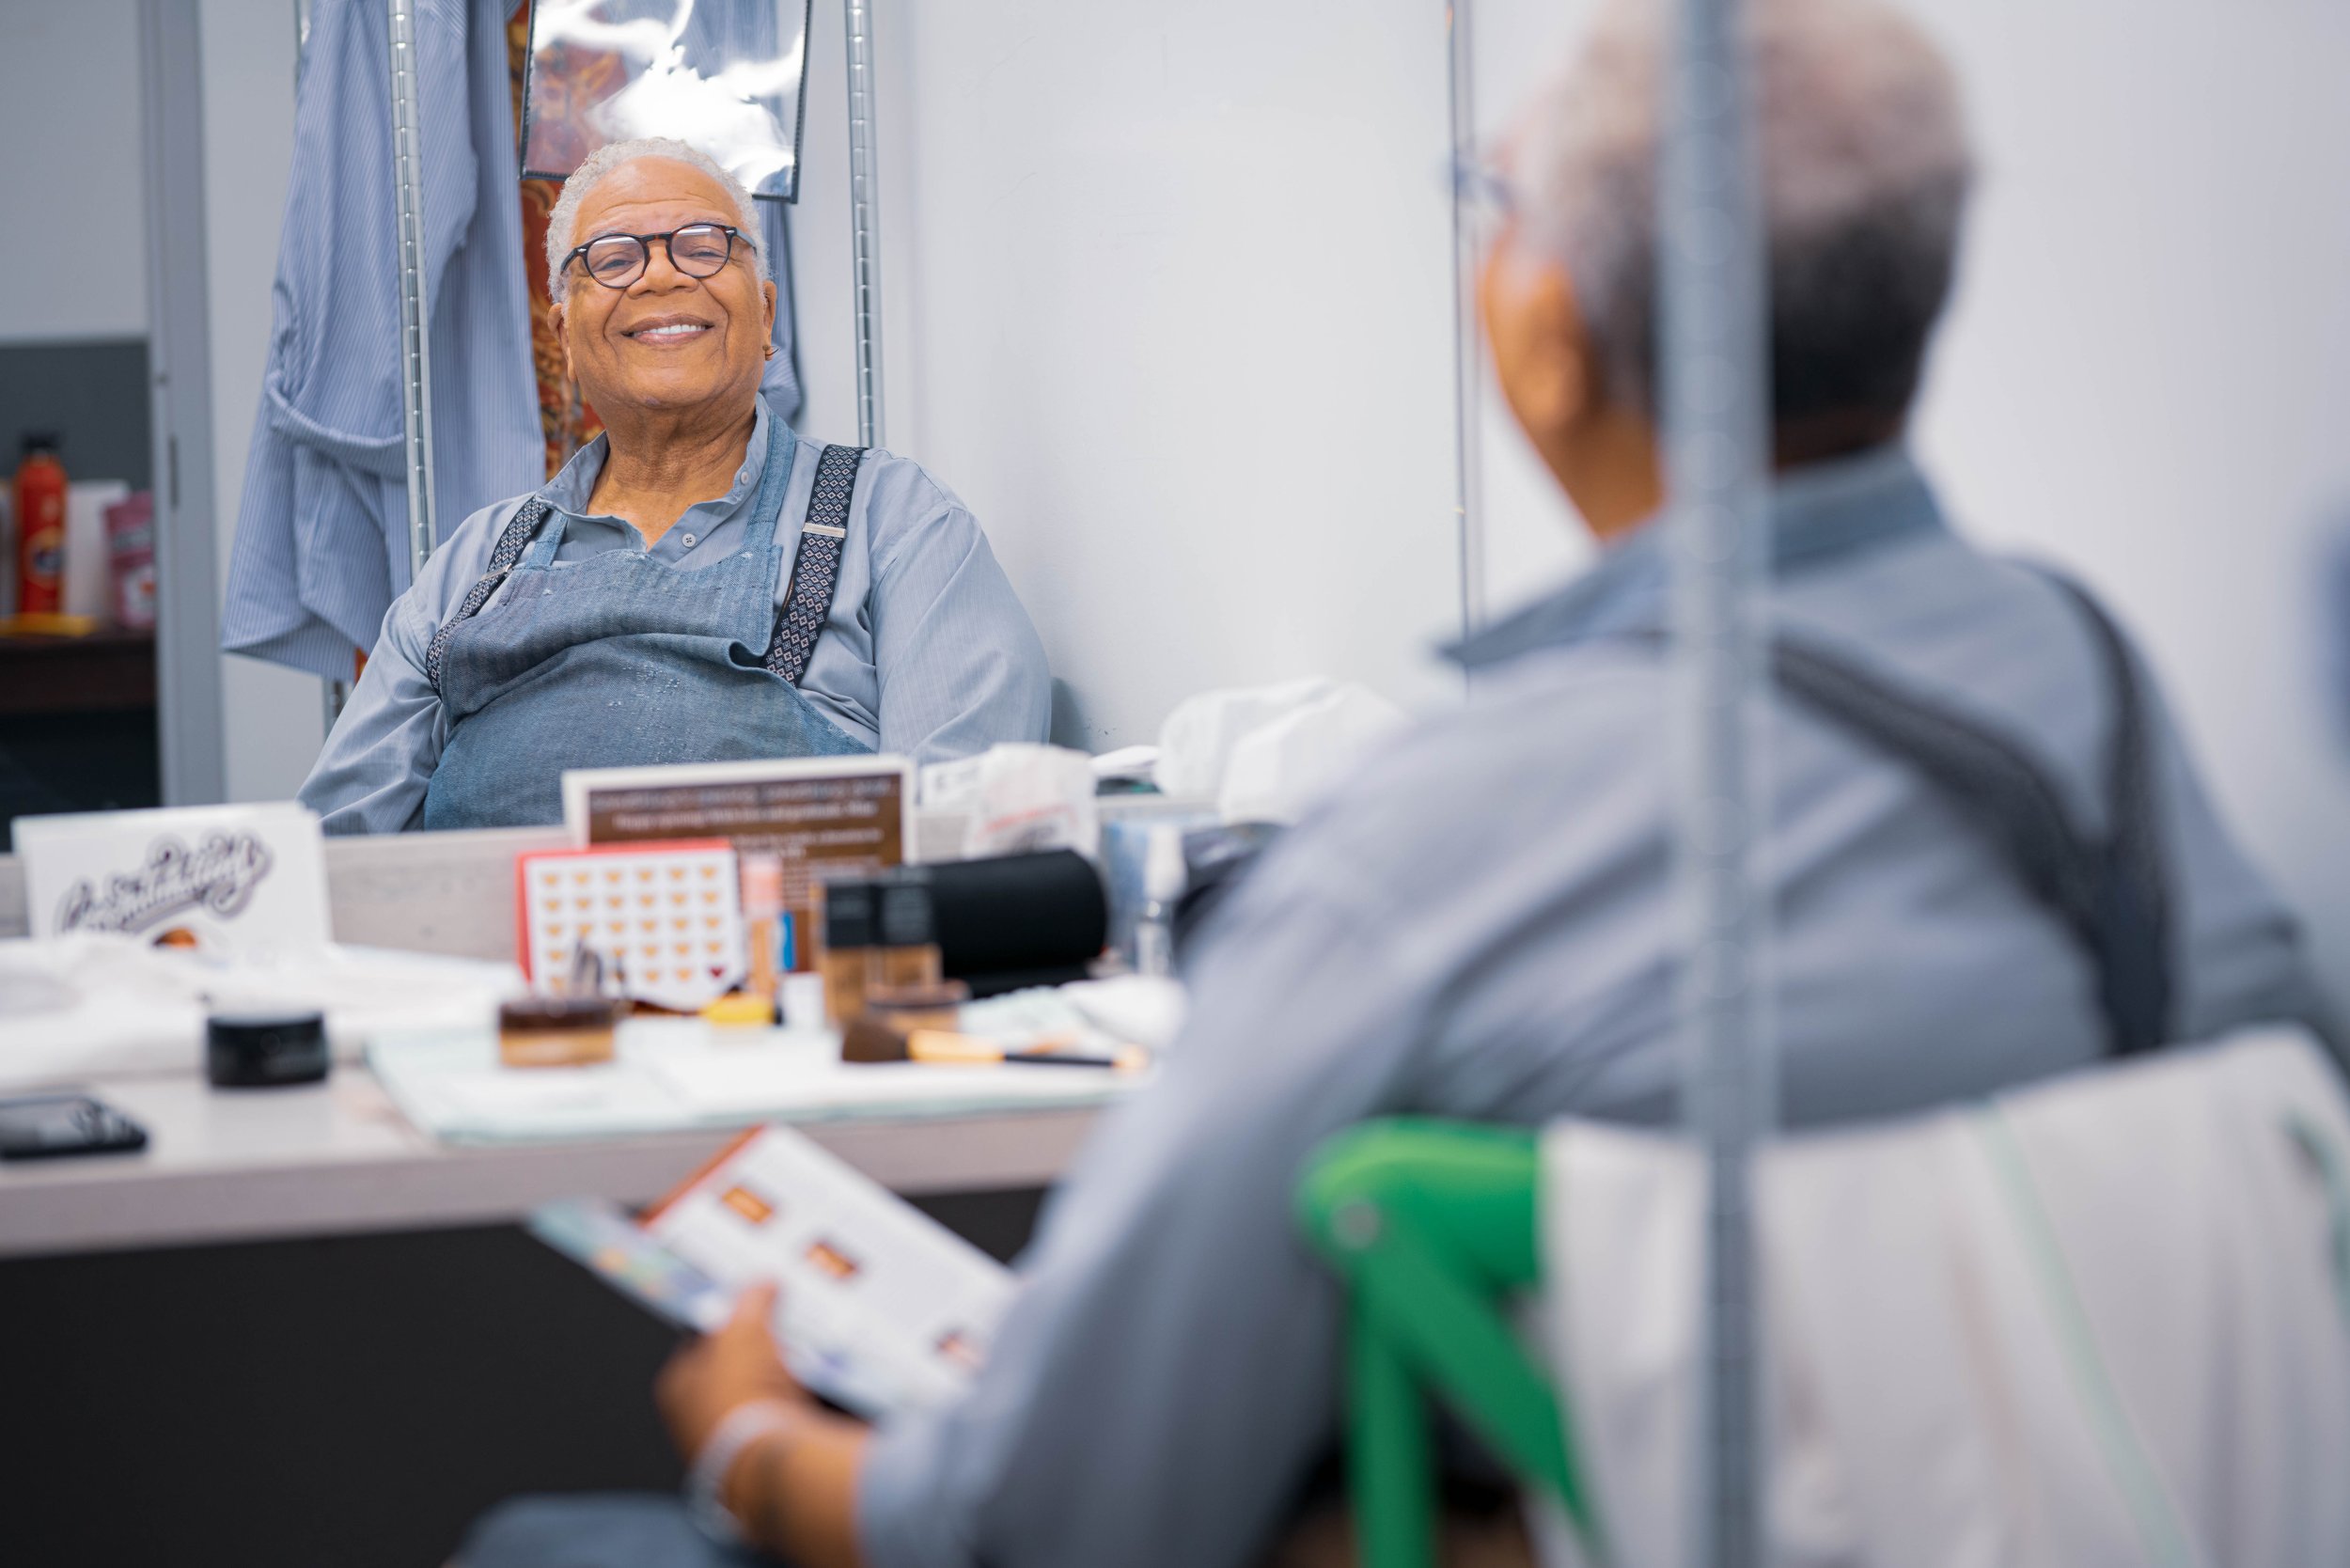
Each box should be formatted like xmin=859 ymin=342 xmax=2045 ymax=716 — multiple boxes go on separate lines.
xmin=0 ymin=933 xmax=525 ymax=1090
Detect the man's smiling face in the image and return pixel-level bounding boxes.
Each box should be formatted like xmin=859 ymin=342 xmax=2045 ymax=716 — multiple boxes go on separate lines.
xmin=551 ymin=156 xmax=776 ymax=422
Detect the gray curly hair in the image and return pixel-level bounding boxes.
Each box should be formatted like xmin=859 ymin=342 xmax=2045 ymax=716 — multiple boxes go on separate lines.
xmin=545 ymin=137 xmax=768 ymax=306
xmin=1511 ymin=0 xmax=1972 ymax=425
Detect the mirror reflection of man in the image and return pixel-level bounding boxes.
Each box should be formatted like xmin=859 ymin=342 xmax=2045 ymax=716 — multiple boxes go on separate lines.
xmin=300 ymin=139 xmax=1049 ymax=833
xmin=458 ymin=5 xmax=2327 ymax=1564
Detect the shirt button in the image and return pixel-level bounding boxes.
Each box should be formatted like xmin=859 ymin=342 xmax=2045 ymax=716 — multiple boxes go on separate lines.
xmin=681 ymin=532 xmax=697 ymax=547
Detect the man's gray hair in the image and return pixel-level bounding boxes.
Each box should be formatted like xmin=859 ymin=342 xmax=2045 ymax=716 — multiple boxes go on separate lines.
xmin=1511 ymin=0 xmax=1971 ymax=425
xmin=545 ymin=137 xmax=768 ymax=305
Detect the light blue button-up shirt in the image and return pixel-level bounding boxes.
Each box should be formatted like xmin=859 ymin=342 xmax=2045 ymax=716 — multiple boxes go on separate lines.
xmin=854 ymin=447 xmax=2327 ymax=1568
xmin=299 ymin=400 xmax=1050 ymax=833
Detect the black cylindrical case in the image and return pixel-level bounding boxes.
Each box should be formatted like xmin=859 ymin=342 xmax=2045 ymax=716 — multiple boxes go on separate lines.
xmin=206 ymin=1011 xmax=330 ymax=1088
xmin=924 ymin=850 xmax=1108 ymax=996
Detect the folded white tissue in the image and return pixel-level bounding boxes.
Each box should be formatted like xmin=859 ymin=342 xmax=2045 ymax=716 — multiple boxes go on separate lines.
xmin=920 ymin=742 xmax=1102 ymax=858
xmin=1088 ymin=745 xmax=1160 ymax=785
xmin=959 ymin=973 xmax=1189 ymax=1057
xmin=1154 ymin=677 xmax=1407 ymax=824
xmin=0 ymin=933 xmax=526 ymax=1091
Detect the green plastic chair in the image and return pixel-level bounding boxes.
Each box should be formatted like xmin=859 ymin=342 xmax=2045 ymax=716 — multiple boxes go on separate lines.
xmin=1296 ymin=1119 xmax=1605 ymax=1568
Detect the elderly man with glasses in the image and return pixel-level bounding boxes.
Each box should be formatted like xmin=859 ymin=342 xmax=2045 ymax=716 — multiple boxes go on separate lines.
xmin=300 ymin=139 xmax=1049 ymax=833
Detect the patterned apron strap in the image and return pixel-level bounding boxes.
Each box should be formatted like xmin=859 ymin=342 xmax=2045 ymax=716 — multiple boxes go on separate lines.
xmin=1767 ymin=584 xmax=2171 ymax=1058
xmin=425 ymin=496 xmax=553 ymax=695
xmin=767 ymin=445 xmax=868 ymax=685
xmin=1616 ymin=573 xmax=2173 ymax=1058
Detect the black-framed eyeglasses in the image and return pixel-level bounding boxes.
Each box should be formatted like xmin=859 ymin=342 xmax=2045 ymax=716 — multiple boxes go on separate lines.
xmin=1448 ymin=151 xmax=1517 ymax=221
xmin=563 ymin=224 xmax=749 ymax=290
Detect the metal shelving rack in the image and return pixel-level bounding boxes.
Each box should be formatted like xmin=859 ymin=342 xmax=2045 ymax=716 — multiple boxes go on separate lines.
xmin=841 ymin=0 xmax=885 ymax=450
xmin=388 ymin=0 xmax=439 ymax=582
xmin=1660 ymin=0 xmax=1770 ymax=1558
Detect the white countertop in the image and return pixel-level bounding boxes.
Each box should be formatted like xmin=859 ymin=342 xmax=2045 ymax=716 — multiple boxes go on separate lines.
xmin=0 ymin=1067 xmax=1098 ymax=1260
xmin=0 ymin=811 xmax=1209 ymax=1258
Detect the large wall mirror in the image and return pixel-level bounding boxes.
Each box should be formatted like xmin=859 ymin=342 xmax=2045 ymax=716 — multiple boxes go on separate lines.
xmin=8 ymin=0 xmax=2350 ymax=1009
xmin=521 ymin=0 xmax=815 ymax=200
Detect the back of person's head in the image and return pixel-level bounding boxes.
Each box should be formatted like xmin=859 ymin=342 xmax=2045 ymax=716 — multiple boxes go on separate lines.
xmin=1511 ymin=0 xmax=1971 ymax=441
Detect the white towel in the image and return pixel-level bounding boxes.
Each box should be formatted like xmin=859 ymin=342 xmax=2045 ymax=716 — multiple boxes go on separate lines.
xmin=0 ymin=933 xmax=525 ymax=1089
xmin=1538 ymin=1026 xmax=2350 ymax=1568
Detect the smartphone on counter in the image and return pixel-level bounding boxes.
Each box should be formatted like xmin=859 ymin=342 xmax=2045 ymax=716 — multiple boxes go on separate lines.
xmin=0 ymin=1094 xmax=149 ymax=1161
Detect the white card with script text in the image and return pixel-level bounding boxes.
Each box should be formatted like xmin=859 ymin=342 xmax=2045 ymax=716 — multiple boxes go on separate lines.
xmin=13 ymin=802 xmax=333 ymax=956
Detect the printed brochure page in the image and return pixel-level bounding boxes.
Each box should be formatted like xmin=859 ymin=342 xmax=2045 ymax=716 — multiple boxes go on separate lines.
xmin=643 ymin=1125 xmax=1015 ymax=1417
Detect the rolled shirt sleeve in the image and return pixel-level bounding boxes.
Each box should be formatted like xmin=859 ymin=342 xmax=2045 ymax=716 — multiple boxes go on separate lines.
xmin=856 ymin=856 xmax=1434 ymax=1568
xmin=847 ymin=683 xmax=1679 ymax=1568
xmin=298 ymin=496 xmax=525 ymax=834
xmin=812 ymin=450 xmax=1050 ymax=766
xmin=870 ymin=501 xmax=1052 ymax=764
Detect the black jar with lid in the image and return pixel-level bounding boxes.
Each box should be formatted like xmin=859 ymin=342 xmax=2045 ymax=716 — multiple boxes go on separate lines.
xmin=206 ymin=1011 xmax=330 ymax=1088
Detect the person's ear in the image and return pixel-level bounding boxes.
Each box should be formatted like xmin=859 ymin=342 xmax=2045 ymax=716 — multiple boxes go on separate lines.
xmin=760 ymin=279 xmax=777 ymax=358
xmin=1481 ymin=241 xmax=1595 ymax=450
xmin=551 ymin=299 xmax=574 ymax=383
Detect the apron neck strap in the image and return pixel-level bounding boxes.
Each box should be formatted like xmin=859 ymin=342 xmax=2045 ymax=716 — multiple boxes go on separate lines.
xmin=736 ymin=407 xmax=799 ymax=557
xmin=520 ymin=512 xmax=567 ymax=571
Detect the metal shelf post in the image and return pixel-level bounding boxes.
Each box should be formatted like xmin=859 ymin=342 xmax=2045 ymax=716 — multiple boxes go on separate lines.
xmin=1661 ymin=0 xmax=1772 ymax=1563
xmin=1447 ymin=0 xmax=1486 ymax=645
xmin=843 ymin=0 xmax=885 ymax=449
xmin=389 ymin=0 xmax=438 ymax=584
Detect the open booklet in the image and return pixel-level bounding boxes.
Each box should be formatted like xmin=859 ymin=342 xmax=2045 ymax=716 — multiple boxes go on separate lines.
xmin=528 ymin=1125 xmax=1015 ymax=1419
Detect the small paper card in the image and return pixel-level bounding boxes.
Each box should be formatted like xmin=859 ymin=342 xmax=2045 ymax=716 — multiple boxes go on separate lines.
xmin=516 ymin=839 xmax=744 ymax=1011
xmin=12 ymin=802 xmax=332 ymax=957
xmin=561 ymin=757 xmax=915 ymax=970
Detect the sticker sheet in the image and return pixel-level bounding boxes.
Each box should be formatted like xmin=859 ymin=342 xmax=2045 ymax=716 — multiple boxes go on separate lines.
xmin=518 ymin=839 xmax=744 ymax=1011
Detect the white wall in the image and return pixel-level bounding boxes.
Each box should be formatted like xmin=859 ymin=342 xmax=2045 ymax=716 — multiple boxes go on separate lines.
xmin=790 ymin=0 xmax=1468 ymax=750
xmin=1909 ymin=0 xmax=2350 ymax=996
xmin=0 ymin=0 xmax=149 ymax=343
xmin=188 ymin=0 xmax=1478 ymax=802
xmin=200 ymin=0 xmax=330 ymax=802
xmin=1469 ymin=0 xmax=2350 ymax=996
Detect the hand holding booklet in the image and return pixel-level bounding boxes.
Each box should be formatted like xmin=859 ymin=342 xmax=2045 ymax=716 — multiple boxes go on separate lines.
xmin=528 ymin=1125 xmax=1013 ymax=1419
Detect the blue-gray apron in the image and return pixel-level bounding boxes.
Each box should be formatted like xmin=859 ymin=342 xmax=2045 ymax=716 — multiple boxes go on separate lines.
xmin=417 ymin=423 xmax=872 ymax=830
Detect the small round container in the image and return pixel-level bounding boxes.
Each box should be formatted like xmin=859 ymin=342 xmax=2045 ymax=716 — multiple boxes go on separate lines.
xmin=206 ymin=1010 xmax=330 ymax=1088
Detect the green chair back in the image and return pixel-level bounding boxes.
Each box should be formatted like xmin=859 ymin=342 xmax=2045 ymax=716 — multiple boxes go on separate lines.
xmin=1295 ymin=1119 xmax=1603 ymax=1568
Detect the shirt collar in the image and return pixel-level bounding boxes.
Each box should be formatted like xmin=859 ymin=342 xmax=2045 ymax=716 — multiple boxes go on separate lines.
xmin=1446 ymin=443 xmax=1944 ymax=671
xmin=537 ymin=396 xmax=775 ymax=525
